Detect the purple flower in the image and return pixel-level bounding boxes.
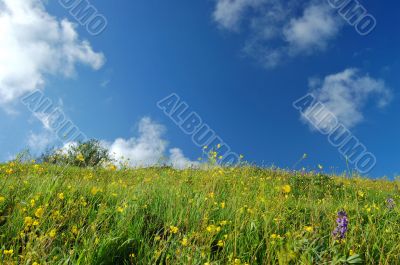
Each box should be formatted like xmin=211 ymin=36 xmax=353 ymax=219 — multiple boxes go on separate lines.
xmin=386 ymin=198 xmax=395 ymax=210
xmin=332 ymin=210 xmax=348 ymax=240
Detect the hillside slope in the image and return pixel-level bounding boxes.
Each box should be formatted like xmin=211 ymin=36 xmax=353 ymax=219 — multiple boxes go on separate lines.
xmin=0 ymin=162 xmax=399 ymax=264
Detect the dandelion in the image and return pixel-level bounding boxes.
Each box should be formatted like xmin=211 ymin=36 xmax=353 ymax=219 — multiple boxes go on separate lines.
xmin=217 ymin=240 xmax=224 ymax=247
xmin=332 ymin=210 xmax=348 ymax=240
xmin=386 ymin=198 xmax=395 ymax=210
xmin=220 ymin=202 xmax=225 ymax=208
xmin=357 ymin=191 xmax=365 ymax=198
xmin=0 ymin=196 xmax=5 ymax=203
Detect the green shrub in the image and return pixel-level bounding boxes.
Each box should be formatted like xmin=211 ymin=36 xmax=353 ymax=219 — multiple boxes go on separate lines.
xmin=41 ymin=139 xmax=112 ymax=167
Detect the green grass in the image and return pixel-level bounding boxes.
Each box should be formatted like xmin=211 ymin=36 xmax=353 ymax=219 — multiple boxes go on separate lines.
xmin=0 ymin=162 xmax=399 ymax=264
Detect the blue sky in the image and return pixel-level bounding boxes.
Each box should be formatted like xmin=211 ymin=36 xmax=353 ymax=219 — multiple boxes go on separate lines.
xmin=0 ymin=0 xmax=399 ymax=177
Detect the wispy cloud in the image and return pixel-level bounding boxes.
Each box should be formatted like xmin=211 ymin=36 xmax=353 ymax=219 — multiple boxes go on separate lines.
xmin=304 ymin=68 xmax=392 ymax=129
xmin=213 ymin=0 xmax=343 ymax=68
xmin=0 ymin=0 xmax=104 ymax=106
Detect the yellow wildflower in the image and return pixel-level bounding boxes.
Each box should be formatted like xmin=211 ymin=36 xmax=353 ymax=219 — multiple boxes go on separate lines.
xmin=91 ymin=187 xmax=100 ymax=195
xmin=35 ymin=207 xmax=44 ymax=218
xmin=0 ymin=196 xmax=5 ymax=203
xmin=170 ymin=226 xmax=179 ymax=234
xmin=181 ymin=237 xmax=188 ymax=246
xmin=76 ymin=153 xmax=85 ymax=162
xmin=304 ymin=226 xmax=313 ymax=232
xmin=24 ymin=216 xmax=33 ymax=227
xmin=58 ymin=193 xmax=65 ymax=200
xmin=108 ymin=164 xmax=117 ymax=171
xmin=217 ymin=240 xmax=224 ymax=247
xmin=3 ymin=249 xmax=13 ymax=255
xmin=71 ymin=225 xmax=78 ymax=235
xmin=49 ymin=229 xmax=57 ymax=238
xmin=282 ymin=185 xmax=291 ymax=194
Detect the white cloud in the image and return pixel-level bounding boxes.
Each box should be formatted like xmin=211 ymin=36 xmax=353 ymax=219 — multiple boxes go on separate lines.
xmin=169 ymin=148 xmax=199 ymax=169
xmin=283 ymin=3 xmax=341 ymax=55
xmin=212 ymin=0 xmax=343 ymax=67
xmin=0 ymin=0 xmax=104 ymax=105
xmin=104 ymin=117 xmax=199 ymax=169
xmin=213 ymin=0 xmax=267 ymax=31
xmin=27 ymin=130 xmax=58 ymax=155
xmin=304 ymin=68 xmax=392 ymax=129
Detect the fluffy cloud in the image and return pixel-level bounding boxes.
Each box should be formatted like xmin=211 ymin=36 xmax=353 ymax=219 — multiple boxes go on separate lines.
xmin=0 ymin=0 xmax=104 ymax=105
xmin=213 ymin=0 xmax=343 ymax=68
xmin=283 ymin=3 xmax=341 ymax=55
xmin=104 ymin=117 xmax=199 ymax=169
xmin=304 ymin=68 xmax=392 ymax=129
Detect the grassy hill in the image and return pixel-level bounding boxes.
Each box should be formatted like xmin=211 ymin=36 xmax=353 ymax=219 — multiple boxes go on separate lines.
xmin=0 ymin=162 xmax=399 ymax=264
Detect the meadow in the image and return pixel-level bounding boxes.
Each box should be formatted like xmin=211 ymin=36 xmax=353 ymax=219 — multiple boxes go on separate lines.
xmin=0 ymin=162 xmax=399 ymax=264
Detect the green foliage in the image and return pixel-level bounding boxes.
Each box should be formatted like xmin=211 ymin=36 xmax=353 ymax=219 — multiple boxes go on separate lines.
xmin=0 ymin=163 xmax=399 ymax=264
xmin=40 ymin=139 xmax=112 ymax=168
